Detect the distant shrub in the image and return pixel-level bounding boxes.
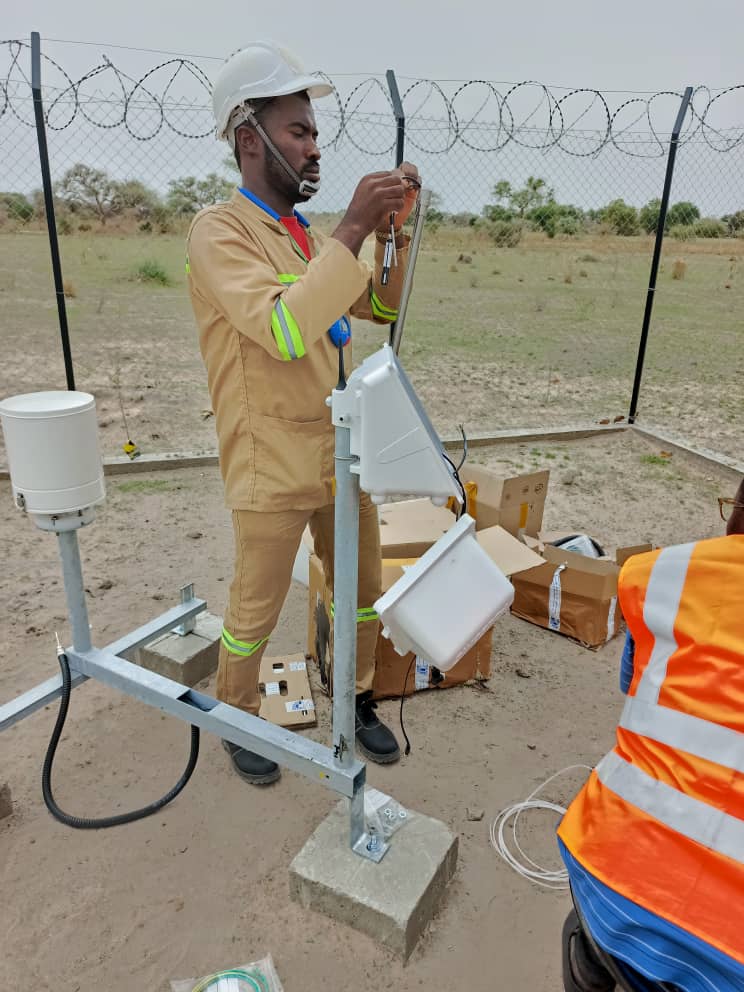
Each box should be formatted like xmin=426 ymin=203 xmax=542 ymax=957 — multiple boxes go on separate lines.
xmin=133 ymin=259 xmax=171 ymax=286
xmin=722 ymin=210 xmax=744 ymax=235
xmin=487 ymin=220 xmax=522 ymax=248
xmin=693 ymin=217 xmax=728 ymax=239
xmin=601 ymin=199 xmax=639 ymax=236
xmin=1 ymin=192 xmax=34 ymax=222
xmin=666 ymin=201 xmax=701 ymax=228
xmin=669 ymin=224 xmax=694 ymax=241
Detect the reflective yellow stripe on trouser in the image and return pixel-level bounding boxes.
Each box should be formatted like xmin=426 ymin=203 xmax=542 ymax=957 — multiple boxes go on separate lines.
xmin=369 ymin=289 xmax=398 ymax=323
xmin=221 ymin=627 xmax=269 ymax=657
xmin=272 ymin=274 xmax=305 ymax=360
xmin=330 ymin=603 xmax=379 ymax=623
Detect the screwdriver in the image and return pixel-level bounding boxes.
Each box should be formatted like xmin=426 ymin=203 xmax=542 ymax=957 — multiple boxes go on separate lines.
xmin=381 ymin=175 xmax=421 ymax=286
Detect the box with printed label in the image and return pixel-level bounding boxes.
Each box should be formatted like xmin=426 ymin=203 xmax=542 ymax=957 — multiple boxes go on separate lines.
xmin=258 ymin=653 xmax=316 ymax=729
xmin=510 ymin=538 xmax=652 ymax=649
xmin=451 ymin=466 xmax=549 ymax=537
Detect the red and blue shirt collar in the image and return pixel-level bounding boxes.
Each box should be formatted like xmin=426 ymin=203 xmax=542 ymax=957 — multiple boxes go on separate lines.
xmin=238 ymin=186 xmax=310 ymax=228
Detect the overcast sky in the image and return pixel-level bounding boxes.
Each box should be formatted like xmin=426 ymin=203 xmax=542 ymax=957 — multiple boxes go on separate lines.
xmin=7 ymin=0 xmax=744 ymax=91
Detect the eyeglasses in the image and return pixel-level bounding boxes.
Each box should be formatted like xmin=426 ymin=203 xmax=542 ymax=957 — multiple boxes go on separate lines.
xmin=718 ymin=497 xmax=744 ymax=522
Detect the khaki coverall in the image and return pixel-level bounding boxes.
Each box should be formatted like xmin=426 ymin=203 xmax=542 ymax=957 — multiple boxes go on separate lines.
xmin=186 ymin=191 xmax=409 ymax=714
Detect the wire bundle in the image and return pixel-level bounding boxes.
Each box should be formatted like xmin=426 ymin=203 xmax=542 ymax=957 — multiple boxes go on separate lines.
xmin=489 ymin=765 xmax=592 ymax=889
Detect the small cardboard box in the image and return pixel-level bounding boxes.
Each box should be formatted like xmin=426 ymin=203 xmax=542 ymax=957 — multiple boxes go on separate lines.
xmin=454 ymin=466 xmax=549 ymax=537
xmin=307 ymin=554 xmax=493 ymax=700
xmin=510 ymin=536 xmax=653 ymax=648
xmin=258 ymin=653 xmax=316 ymax=729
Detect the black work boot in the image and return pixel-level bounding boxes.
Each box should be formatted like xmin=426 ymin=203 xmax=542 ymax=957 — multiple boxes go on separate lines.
xmin=355 ymin=692 xmax=400 ymax=764
xmin=222 ymin=740 xmax=281 ymax=785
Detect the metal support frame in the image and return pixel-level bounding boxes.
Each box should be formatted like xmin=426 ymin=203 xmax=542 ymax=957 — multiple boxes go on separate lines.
xmin=0 ymin=525 xmax=371 ymax=851
xmin=332 ymin=397 xmax=388 ymax=860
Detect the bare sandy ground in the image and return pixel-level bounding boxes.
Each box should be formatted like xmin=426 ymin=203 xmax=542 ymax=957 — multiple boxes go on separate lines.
xmin=0 ymin=431 xmax=738 ymax=991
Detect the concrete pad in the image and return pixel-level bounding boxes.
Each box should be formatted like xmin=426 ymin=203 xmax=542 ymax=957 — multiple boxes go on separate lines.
xmin=289 ymin=799 xmax=458 ymax=959
xmin=134 ymin=611 xmax=221 ymax=685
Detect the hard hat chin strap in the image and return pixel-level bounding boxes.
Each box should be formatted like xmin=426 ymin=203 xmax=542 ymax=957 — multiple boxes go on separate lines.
xmin=243 ymin=108 xmax=320 ymax=198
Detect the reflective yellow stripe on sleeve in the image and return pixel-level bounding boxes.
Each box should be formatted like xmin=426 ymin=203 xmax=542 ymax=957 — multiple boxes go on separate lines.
xmin=271 ymin=274 xmax=306 ymax=361
xmin=369 ymin=289 xmax=398 ymax=323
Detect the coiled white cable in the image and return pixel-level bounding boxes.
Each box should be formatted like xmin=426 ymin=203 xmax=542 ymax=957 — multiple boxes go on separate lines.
xmin=489 ymin=764 xmax=593 ymax=889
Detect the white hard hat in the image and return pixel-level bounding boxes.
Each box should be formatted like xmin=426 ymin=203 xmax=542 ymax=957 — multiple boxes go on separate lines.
xmin=212 ymin=41 xmax=333 ymax=143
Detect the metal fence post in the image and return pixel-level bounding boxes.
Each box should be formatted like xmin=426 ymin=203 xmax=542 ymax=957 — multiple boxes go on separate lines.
xmin=386 ymin=68 xmax=405 ymax=168
xmin=30 ymin=31 xmax=76 ymax=392
xmin=628 ymin=85 xmax=694 ymax=424
xmin=385 ymin=68 xmax=406 ymax=352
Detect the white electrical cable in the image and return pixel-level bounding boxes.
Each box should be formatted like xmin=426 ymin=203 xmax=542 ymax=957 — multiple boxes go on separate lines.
xmin=489 ymin=764 xmax=593 ymax=890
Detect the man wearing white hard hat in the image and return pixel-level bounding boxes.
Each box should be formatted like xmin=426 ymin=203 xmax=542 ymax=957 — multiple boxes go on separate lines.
xmin=187 ymin=42 xmax=419 ymax=784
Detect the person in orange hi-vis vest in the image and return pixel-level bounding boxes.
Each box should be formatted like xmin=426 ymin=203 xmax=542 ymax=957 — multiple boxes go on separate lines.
xmin=186 ymin=42 xmax=420 ymax=784
xmin=558 ymin=477 xmax=744 ymax=992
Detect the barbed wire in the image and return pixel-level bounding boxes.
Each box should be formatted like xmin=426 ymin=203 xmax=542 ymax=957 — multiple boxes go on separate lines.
xmin=2 ymin=39 xmax=743 ymax=158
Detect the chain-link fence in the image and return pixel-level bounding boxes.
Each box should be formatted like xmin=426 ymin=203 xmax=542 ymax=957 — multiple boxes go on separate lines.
xmin=2 ymin=37 xmax=743 ymax=460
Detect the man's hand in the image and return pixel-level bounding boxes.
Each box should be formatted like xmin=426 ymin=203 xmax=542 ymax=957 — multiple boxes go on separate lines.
xmin=388 ymin=162 xmax=420 ymax=231
xmin=331 ymin=164 xmax=421 ymax=257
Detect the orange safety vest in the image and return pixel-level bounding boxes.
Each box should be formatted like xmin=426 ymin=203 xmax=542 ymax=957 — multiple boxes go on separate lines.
xmin=558 ymin=534 xmax=744 ymax=966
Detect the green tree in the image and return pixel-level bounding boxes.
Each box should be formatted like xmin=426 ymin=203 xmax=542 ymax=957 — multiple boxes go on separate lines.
xmin=601 ymin=199 xmax=639 ymax=236
xmin=639 ymin=198 xmax=701 ymax=234
xmin=528 ymin=201 xmax=584 ymax=238
xmin=486 ymin=176 xmax=554 ymax=220
xmin=639 ymin=198 xmax=662 ymax=234
xmin=722 ymin=210 xmax=744 ymax=235
xmin=0 ymin=192 xmax=34 ymax=223
xmin=55 ymin=164 xmax=120 ymax=224
xmin=111 ymin=179 xmax=160 ymax=216
xmin=666 ymin=201 xmax=700 ymax=228
xmin=424 ymin=191 xmax=444 ymax=229
xmin=167 ymin=174 xmax=234 ymax=215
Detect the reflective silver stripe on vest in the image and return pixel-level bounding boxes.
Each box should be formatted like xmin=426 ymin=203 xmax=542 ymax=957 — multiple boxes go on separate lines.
xmin=272 ymin=300 xmax=299 ymax=359
xmin=596 ymin=750 xmax=744 ymax=863
xmin=620 ymin=696 xmax=744 ymax=772
xmin=635 ymin=542 xmax=695 ymax=704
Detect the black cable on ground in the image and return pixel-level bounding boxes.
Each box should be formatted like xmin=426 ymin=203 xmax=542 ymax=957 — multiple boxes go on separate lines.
xmin=398 ymin=656 xmax=417 ymax=756
xmin=42 ymin=649 xmax=199 ymax=829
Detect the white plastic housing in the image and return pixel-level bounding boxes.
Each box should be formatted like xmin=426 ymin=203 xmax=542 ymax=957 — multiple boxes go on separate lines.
xmin=0 ymin=391 xmax=105 ymax=518
xmin=331 ymin=344 xmax=461 ymax=505
xmin=374 ymin=514 xmax=514 ymax=671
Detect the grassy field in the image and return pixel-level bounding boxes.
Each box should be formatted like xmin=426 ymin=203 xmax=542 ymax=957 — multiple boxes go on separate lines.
xmin=0 ymin=224 xmax=741 ymax=460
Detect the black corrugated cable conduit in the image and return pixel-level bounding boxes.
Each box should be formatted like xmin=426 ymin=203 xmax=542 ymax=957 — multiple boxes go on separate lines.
xmin=42 ymin=648 xmax=199 ymax=829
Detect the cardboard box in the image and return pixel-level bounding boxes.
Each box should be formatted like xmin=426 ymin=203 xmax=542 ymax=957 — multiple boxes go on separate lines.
xmin=378 ymin=498 xmax=455 ymax=558
xmin=307 ymin=554 xmax=493 ymax=700
xmin=510 ymin=537 xmax=653 ymax=649
xmin=454 ymin=466 xmax=549 ymax=537
xmin=258 ymin=653 xmax=316 ymax=729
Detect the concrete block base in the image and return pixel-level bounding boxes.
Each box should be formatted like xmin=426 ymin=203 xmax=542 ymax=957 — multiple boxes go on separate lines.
xmin=134 ymin=612 xmax=221 ymax=685
xmin=289 ymin=799 xmax=458 ymax=959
